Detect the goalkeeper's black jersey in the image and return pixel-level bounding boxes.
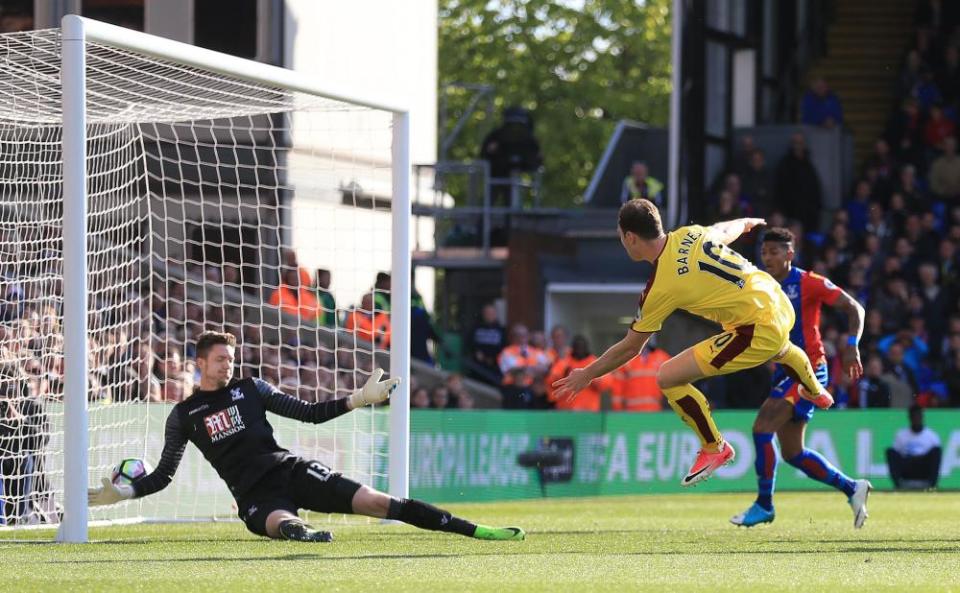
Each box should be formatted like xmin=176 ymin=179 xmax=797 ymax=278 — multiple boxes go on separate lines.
xmin=133 ymin=377 xmax=351 ymax=500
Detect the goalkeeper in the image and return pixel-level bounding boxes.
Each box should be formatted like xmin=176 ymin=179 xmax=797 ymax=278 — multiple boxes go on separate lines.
xmin=89 ymin=331 xmax=525 ymax=543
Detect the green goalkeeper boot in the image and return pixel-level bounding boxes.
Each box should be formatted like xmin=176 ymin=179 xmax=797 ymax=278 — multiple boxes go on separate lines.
xmin=473 ymin=525 xmax=526 ymax=541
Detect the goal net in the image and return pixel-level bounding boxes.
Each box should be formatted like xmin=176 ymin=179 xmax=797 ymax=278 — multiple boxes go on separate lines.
xmin=0 ymin=18 xmax=410 ymax=541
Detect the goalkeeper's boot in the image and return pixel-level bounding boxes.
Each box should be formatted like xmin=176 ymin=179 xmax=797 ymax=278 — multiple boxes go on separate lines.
xmin=730 ymin=503 xmax=775 ymax=527
xmin=848 ymin=479 xmax=873 ymax=529
xmin=681 ymin=441 xmax=735 ymax=487
xmin=473 ymin=525 xmax=526 ymax=541
xmin=797 ymin=384 xmax=835 ymax=410
xmin=279 ymin=519 xmax=334 ymax=543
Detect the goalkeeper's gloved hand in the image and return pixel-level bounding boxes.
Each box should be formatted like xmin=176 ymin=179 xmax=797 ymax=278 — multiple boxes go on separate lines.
xmin=348 ymin=368 xmax=400 ymax=408
xmin=88 ymin=477 xmax=134 ymax=507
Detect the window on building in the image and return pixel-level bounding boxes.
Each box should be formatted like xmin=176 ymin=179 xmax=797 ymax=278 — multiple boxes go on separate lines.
xmin=83 ymin=0 xmax=144 ymax=31
xmin=0 ymin=0 xmax=33 ymax=33
xmin=195 ymin=0 xmax=257 ymax=59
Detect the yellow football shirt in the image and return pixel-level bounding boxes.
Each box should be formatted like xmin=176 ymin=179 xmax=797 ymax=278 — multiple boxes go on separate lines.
xmin=630 ymin=224 xmax=785 ymax=333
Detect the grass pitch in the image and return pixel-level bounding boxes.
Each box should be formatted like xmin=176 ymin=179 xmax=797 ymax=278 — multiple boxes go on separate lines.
xmin=2 ymin=491 xmax=959 ymax=592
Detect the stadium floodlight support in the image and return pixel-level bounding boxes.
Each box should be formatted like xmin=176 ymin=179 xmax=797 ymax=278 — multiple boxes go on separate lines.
xmin=57 ymin=15 xmax=411 ymax=543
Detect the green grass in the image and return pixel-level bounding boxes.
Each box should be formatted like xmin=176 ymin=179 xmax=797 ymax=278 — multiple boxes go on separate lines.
xmin=2 ymin=492 xmax=959 ymax=592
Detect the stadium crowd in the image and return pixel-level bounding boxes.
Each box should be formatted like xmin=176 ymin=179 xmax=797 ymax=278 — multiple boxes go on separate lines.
xmin=692 ymin=2 xmax=960 ymax=411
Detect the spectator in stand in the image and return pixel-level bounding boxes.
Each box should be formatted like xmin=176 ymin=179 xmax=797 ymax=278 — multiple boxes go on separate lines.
xmin=708 ymin=190 xmax=744 ymax=223
xmin=444 ymin=373 xmax=470 ymax=407
xmin=943 ymin=348 xmax=960 ymax=406
xmin=730 ymin=135 xmax=756 ymax=177
xmin=914 ymin=68 xmax=943 ymax=112
xmin=546 ymin=325 xmax=570 ymax=365
xmin=863 ymin=139 xmax=898 ymax=198
xmin=775 ymin=132 xmax=823 ymax=232
xmin=857 ymin=356 xmax=892 ymax=407
xmin=923 ymin=104 xmax=955 ymax=151
xmin=741 ymin=149 xmax=775 ymax=217
xmin=866 ymin=203 xmax=893 ymax=248
xmin=936 ymin=44 xmax=960 ymax=104
xmin=918 ymin=263 xmax=948 ymax=348
xmin=498 ymin=324 xmax=550 ymax=409
xmin=546 ymin=335 xmax=613 ymax=412
xmin=372 ymin=272 xmax=391 ymax=313
xmin=874 ymin=273 xmax=910 ymax=333
xmin=846 ymin=180 xmax=874 ymax=237
xmin=801 ymin=77 xmax=844 ymax=128
xmin=530 ymin=329 xmax=547 ymax=352
xmin=465 ymin=303 xmax=505 ymax=385
xmin=411 ymin=387 xmax=430 ymax=409
xmin=896 ymin=165 xmax=927 ymax=211
xmin=930 ymin=136 xmax=960 ymax=201
xmin=410 ymin=290 xmax=441 ymax=365
xmin=344 ymin=293 xmax=391 ymax=350
xmin=620 ymin=161 xmax=664 ymax=205
xmin=886 ymin=405 xmax=942 ymax=489
xmin=611 ymin=338 xmax=669 ymax=412
xmin=313 ymin=268 xmax=337 ymax=327
xmin=457 ymin=391 xmax=476 ymax=409
xmin=882 ymin=341 xmax=920 ymax=408
xmin=899 ymin=50 xmax=925 ymax=101
xmin=886 ymin=99 xmax=924 ymax=167
xmin=269 ymin=266 xmax=319 ymax=321
xmin=938 ymin=237 xmax=960 ymax=297
xmin=430 ymin=385 xmax=451 ymax=409
xmin=887 ymin=192 xmax=911 ymax=236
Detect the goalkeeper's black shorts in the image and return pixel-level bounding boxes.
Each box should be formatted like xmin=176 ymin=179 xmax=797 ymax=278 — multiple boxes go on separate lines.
xmin=237 ymin=457 xmax=363 ymax=537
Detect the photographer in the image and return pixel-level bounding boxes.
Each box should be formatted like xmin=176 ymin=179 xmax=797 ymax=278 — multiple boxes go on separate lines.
xmin=0 ymin=362 xmax=49 ymax=525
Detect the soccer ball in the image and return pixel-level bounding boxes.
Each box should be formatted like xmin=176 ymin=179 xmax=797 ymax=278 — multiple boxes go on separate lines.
xmin=111 ymin=458 xmax=152 ymax=487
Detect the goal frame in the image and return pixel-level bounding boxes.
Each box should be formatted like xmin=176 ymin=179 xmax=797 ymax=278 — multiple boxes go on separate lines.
xmin=58 ymin=15 xmax=412 ymax=543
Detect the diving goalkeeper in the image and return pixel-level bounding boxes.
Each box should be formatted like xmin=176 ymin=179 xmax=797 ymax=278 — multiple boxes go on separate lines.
xmin=88 ymin=331 xmax=525 ymax=543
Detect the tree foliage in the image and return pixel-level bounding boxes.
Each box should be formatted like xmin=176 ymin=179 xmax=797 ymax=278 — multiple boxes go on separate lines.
xmin=438 ymin=0 xmax=672 ymax=206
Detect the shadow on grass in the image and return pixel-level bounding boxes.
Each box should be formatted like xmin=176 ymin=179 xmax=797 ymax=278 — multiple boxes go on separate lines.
xmin=40 ymin=543 xmax=960 ymax=565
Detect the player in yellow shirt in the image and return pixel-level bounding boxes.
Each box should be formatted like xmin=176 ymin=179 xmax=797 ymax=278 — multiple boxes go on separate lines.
xmin=553 ymin=199 xmax=833 ymax=486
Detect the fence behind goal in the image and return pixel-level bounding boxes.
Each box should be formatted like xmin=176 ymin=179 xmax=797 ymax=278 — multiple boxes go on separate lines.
xmin=0 ymin=17 xmax=411 ymax=541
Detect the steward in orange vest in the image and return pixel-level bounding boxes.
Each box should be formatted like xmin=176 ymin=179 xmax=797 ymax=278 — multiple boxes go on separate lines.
xmin=612 ymin=347 xmax=670 ymax=411
xmin=546 ymin=335 xmax=614 ymax=412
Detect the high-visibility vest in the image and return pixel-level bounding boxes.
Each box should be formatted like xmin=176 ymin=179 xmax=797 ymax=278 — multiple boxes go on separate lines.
xmin=268 ymin=285 xmax=319 ymax=320
xmin=498 ymin=344 xmax=549 ymax=386
xmin=345 ymin=310 xmax=391 ymax=348
xmin=612 ymin=349 xmax=670 ymax=411
xmin=546 ymin=354 xmax=614 ymax=412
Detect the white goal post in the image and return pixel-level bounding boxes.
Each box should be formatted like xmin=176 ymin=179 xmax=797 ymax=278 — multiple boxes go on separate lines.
xmin=55 ymin=16 xmax=411 ymax=543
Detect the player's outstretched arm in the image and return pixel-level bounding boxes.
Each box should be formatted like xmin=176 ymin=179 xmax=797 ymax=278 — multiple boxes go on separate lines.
xmin=707 ymin=218 xmax=766 ymax=245
xmin=552 ymin=329 xmax=651 ymax=401
xmin=835 ymin=291 xmax=866 ymax=380
xmin=256 ymin=369 xmax=399 ymax=424
xmin=88 ymin=410 xmax=188 ymax=506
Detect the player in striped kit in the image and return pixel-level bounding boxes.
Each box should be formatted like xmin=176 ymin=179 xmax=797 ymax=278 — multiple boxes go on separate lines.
xmin=731 ymin=228 xmax=872 ymax=528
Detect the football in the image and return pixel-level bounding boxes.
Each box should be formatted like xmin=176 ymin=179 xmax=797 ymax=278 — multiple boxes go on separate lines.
xmin=111 ymin=458 xmax=152 ymax=487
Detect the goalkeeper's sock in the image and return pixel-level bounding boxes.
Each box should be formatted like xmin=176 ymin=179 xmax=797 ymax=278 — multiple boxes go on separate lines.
xmin=774 ymin=343 xmax=825 ymax=396
xmin=753 ymin=432 xmax=777 ymax=511
xmin=662 ymin=384 xmax=723 ymax=452
xmin=388 ymin=498 xmax=477 ymax=537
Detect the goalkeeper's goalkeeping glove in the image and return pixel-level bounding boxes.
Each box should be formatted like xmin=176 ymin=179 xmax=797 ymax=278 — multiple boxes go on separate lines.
xmin=88 ymin=477 xmax=134 ymax=507
xmin=348 ymin=368 xmax=400 ymax=409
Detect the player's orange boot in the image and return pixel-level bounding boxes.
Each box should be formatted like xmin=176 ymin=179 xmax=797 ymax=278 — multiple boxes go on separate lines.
xmin=681 ymin=441 xmax=736 ymax=487
xmin=797 ymin=385 xmax=835 ymax=409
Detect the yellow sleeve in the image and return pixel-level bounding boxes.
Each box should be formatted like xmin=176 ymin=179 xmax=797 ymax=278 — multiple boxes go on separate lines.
xmin=630 ymin=284 xmax=674 ymax=333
